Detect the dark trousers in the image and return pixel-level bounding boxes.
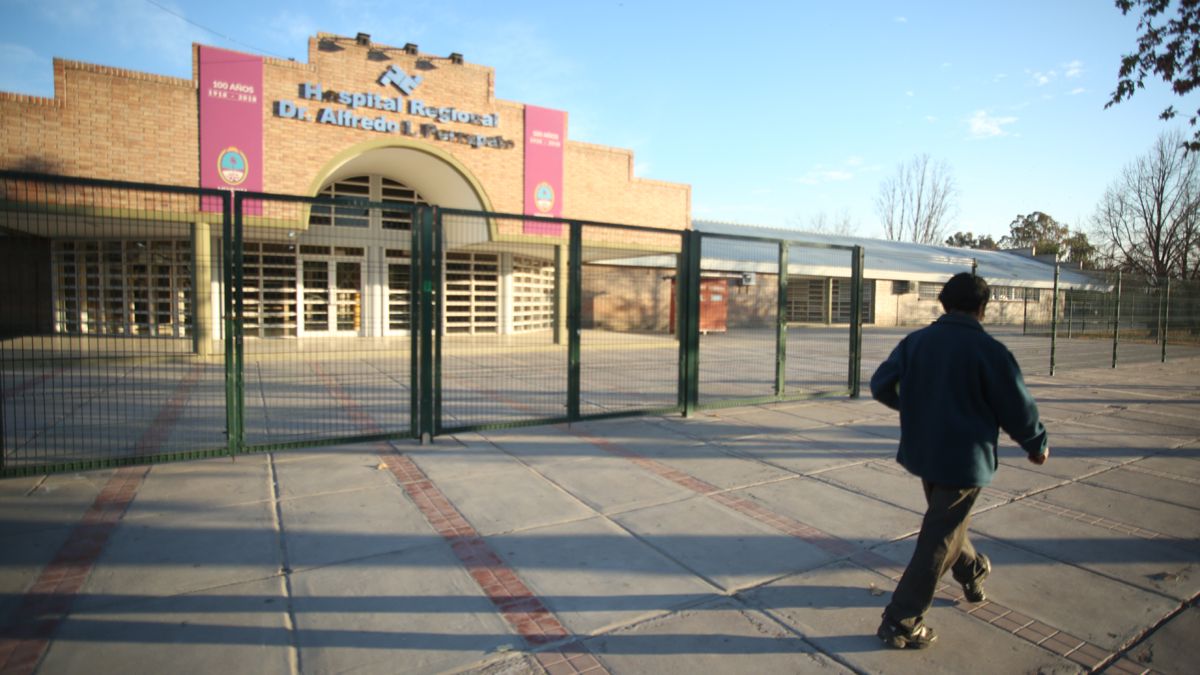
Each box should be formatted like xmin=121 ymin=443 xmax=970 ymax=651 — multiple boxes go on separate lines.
xmin=886 ymin=481 xmax=987 ymax=630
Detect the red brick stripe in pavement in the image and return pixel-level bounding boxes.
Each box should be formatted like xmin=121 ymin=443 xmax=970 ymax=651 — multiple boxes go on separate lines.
xmin=0 ymin=365 xmax=203 ymax=675
xmin=313 ymin=366 xmax=610 ymax=674
xmin=567 ymin=426 xmax=1129 ymax=672
xmin=0 ymin=466 xmax=150 ymax=675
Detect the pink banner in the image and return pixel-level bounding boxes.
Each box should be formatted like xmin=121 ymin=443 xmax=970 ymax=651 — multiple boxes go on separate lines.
xmin=523 ymin=105 xmax=566 ymax=235
xmin=199 ymin=46 xmax=263 ymax=213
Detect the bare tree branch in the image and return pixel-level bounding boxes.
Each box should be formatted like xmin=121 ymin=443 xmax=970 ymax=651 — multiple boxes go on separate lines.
xmin=875 ymin=154 xmax=958 ymax=244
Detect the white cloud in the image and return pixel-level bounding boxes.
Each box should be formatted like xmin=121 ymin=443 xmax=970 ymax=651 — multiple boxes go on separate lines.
xmin=1069 ymin=87 xmax=1086 ymax=95
xmin=1031 ymin=70 xmax=1055 ymax=86
xmin=994 ymin=73 xmax=1007 ymax=83
xmin=845 ymin=156 xmax=864 ymax=167
xmin=905 ymin=90 xmax=915 ymax=97
xmin=968 ymin=110 xmax=1017 ymax=139
xmin=1064 ymin=60 xmax=1084 ymax=78
xmin=925 ymin=115 xmax=938 ymax=123
xmin=894 ymin=16 xmax=907 ymax=23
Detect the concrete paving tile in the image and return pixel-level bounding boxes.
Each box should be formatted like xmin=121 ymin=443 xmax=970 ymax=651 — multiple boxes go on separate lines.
xmin=708 ymin=405 xmax=830 ymax=432
xmin=487 ymin=516 xmax=717 ymax=635
xmin=612 ymin=497 xmax=836 ymax=591
xmin=1124 ymin=605 xmax=1200 ymax=675
xmin=649 ymin=448 xmax=796 ymax=491
xmin=817 ymin=461 xmax=1008 ymax=515
xmin=0 ymin=525 xmax=78 ymax=624
xmin=410 ymin=437 xmax=530 ymax=484
xmin=1131 ymin=453 xmax=1200 ymax=480
xmin=739 ymin=476 xmax=920 ymax=547
xmin=585 ymin=597 xmax=851 ymax=674
xmin=716 ymin=428 xmax=892 ymax=476
xmin=126 ymin=457 xmax=272 ymax=520
xmin=74 ymin=502 xmax=282 ymax=612
xmin=272 ymin=448 xmax=404 ymax=500
xmin=771 ymin=398 xmax=894 ymax=426
xmin=1104 ymin=408 xmax=1200 ymax=435
xmin=0 ymin=471 xmax=113 ymax=537
xmin=652 ymin=412 xmax=774 ymax=443
xmin=533 ymin=456 xmax=695 ymax=515
xmin=983 ymin=461 xmax=1067 ymax=499
xmin=435 ymin=466 xmax=596 ymax=536
xmin=480 ymin=426 xmax=611 ymax=466
xmin=289 ymin=543 xmax=518 ymax=675
xmin=972 ymin=501 xmax=1199 ymax=601
xmin=570 ymin=418 xmax=705 ymax=453
xmin=280 ymin=486 xmax=440 ymax=570
xmin=38 ymin=576 xmax=292 ymax=675
xmin=998 ymin=450 xmax=1115 ymax=482
xmin=1035 ymin=482 xmax=1200 ymax=539
xmin=745 ymin=561 xmax=1081 ymax=675
xmin=871 ymin=537 xmax=1179 ymax=651
xmin=1082 ymin=466 xmax=1200 ymax=510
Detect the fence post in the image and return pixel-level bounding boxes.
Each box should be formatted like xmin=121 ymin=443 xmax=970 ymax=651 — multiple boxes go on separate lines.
xmin=418 ymin=206 xmax=438 ymax=442
xmin=222 ymin=192 xmax=235 ymax=454
xmin=681 ymin=231 xmax=702 ymax=416
xmin=409 ymin=206 xmax=422 ymax=438
xmin=1050 ymin=263 xmax=1059 ymax=377
xmin=1112 ymin=270 xmax=1122 ymax=369
xmin=226 ymin=191 xmax=245 ymax=454
xmin=566 ymin=222 xmax=582 ymax=420
xmin=775 ymin=241 xmax=788 ymax=397
xmin=848 ymin=246 xmax=864 ymax=397
xmin=1162 ymin=277 xmax=1171 ymax=363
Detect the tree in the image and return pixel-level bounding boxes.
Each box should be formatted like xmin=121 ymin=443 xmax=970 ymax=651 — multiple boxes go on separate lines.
xmin=1106 ymin=0 xmax=1200 ymax=152
xmin=944 ymin=232 xmax=998 ymax=250
xmin=1001 ymin=211 xmax=1097 ymax=267
xmin=875 ymin=154 xmax=957 ymax=244
xmin=1092 ymin=129 xmax=1200 ymax=279
xmin=799 ymin=209 xmax=859 ymax=236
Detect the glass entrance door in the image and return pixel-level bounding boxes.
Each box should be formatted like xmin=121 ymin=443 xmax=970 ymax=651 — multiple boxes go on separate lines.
xmin=300 ymin=256 xmax=362 ymax=335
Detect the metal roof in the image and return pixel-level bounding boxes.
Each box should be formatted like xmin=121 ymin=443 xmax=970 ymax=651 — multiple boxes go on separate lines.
xmin=692 ymin=219 xmax=1104 ymax=289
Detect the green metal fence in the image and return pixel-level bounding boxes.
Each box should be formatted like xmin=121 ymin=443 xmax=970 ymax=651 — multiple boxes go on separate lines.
xmin=1 ymin=172 xmax=867 ymax=477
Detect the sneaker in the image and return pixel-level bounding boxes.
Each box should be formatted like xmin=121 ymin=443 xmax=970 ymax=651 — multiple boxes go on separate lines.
xmin=877 ymin=613 xmax=937 ymax=649
xmin=961 ymin=553 xmax=991 ymax=603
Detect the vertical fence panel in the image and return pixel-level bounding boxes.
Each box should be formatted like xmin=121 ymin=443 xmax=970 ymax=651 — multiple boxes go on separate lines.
xmin=578 ymin=223 xmax=684 ymax=419
xmin=0 ymin=173 xmax=231 ymax=477
xmin=696 ymin=235 xmax=780 ymax=407
xmin=434 ymin=211 xmax=568 ymax=432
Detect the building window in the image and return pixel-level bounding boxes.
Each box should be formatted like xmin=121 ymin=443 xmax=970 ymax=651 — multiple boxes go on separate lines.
xmin=385 ymin=249 xmax=412 ymax=333
xmin=511 ymin=255 xmax=555 ymax=331
xmin=243 ymin=242 xmax=298 ymax=337
xmin=918 ymin=281 xmax=941 ymax=301
xmin=444 ymin=251 xmax=499 ymax=334
xmin=52 ymin=239 xmax=192 ymax=337
xmin=309 ymin=175 xmax=429 ymax=230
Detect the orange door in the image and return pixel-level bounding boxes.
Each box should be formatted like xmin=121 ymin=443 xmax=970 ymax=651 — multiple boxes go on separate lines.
xmin=699 ymin=278 xmax=728 ymax=332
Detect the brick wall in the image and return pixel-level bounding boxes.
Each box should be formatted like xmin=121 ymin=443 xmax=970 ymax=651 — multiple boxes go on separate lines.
xmin=0 ymin=35 xmax=690 ymax=232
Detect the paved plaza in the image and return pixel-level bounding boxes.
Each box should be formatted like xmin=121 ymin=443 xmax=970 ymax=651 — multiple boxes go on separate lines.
xmin=1 ymin=352 xmax=1198 ymax=674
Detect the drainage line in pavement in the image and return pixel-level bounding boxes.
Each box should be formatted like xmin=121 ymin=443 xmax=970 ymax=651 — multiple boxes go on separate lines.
xmin=268 ymin=451 xmax=302 ymax=675
xmin=1089 ymin=592 xmax=1198 ymax=675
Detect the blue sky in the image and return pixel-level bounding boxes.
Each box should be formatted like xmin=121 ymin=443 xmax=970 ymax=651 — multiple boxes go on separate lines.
xmin=0 ymin=0 xmax=1190 ymax=241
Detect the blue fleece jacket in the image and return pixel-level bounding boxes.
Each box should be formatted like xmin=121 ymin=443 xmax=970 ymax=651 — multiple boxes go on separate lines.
xmin=870 ymin=313 xmax=1048 ymax=487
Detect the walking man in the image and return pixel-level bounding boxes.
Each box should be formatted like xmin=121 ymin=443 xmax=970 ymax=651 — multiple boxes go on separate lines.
xmin=870 ymin=272 xmax=1049 ymax=649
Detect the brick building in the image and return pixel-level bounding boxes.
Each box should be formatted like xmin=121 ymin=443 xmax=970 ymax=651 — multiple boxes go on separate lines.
xmin=0 ymin=33 xmax=690 ymax=343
